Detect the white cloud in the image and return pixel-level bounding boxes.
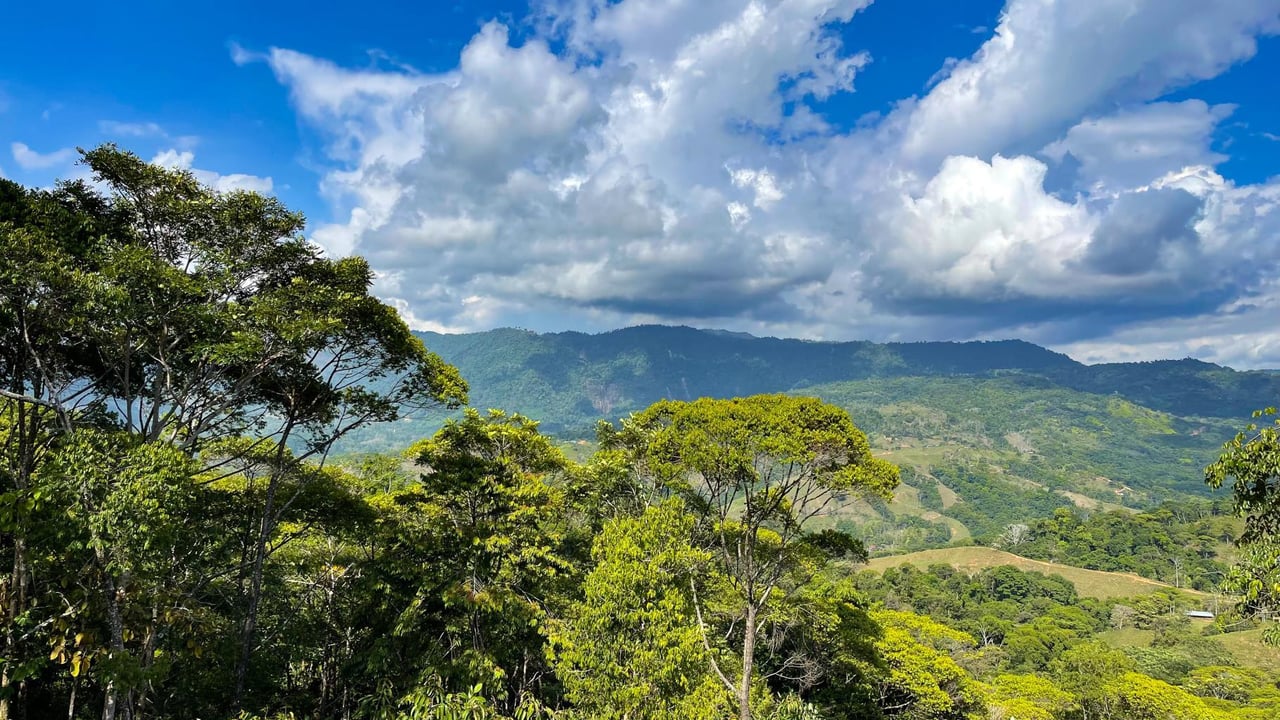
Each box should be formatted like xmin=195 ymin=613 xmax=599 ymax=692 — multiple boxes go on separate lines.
xmin=729 ymin=167 xmax=786 ymax=210
xmin=863 ymin=154 xmax=1097 ymax=303
xmin=99 ymin=120 xmax=166 ymax=137
xmin=240 ymin=0 xmax=1280 ymax=366
xmin=1041 ymin=100 xmax=1234 ymax=192
xmin=151 ymin=149 xmax=274 ymax=194
xmin=11 ymin=142 xmax=77 ymax=170
xmin=900 ymin=0 xmax=1280 ymax=167
xmin=229 ymin=41 xmax=261 ymax=67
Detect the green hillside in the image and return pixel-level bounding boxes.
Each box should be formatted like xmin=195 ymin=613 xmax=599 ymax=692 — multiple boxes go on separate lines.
xmin=338 ymin=326 xmax=1276 ymax=443
xmin=338 ymin=328 xmax=1268 ymax=518
xmin=332 ymin=326 xmax=1267 ymax=556
xmin=408 ymin=325 xmax=1083 ymax=436
xmin=805 ymin=374 xmax=1240 ymax=498
xmin=863 ymin=547 xmax=1198 ymax=600
xmin=403 ymin=326 xmax=1277 ymax=431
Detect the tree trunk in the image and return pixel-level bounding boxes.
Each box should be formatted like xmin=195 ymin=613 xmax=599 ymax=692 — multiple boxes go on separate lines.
xmin=102 ymin=684 xmax=118 ymax=720
xmin=232 ymin=427 xmax=294 ymax=714
xmin=232 ymin=486 xmax=275 ymax=712
xmin=1 ymin=392 xmax=38 ymax=720
xmin=66 ymin=673 xmax=78 ymax=720
xmin=103 ymin=575 xmax=134 ymax=720
xmin=738 ymin=603 xmax=756 ymax=720
xmin=0 ymin=539 xmax=23 ymax=720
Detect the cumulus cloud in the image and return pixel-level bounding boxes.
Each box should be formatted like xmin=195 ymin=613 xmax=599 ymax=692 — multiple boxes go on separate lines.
xmin=11 ymin=142 xmax=77 ymax=170
xmin=900 ymin=0 xmax=1280 ymax=166
xmin=1041 ymin=101 xmax=1234 ymax=192
xmin=238 ymin=0 xmax=1280 ymax=366
xmin=1084 ymin=188 xmax=1203 ymax=276
xmin=151 ymin=149 xmax=274 ymax=193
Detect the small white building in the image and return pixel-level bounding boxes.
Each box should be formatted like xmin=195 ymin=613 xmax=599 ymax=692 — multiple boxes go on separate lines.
xmin=1185 ymin=610 xmax=1215 ymax=620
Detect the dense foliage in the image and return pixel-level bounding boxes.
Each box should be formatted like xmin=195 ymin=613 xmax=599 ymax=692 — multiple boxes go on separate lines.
xmin=1206 ymin=407 xmax=1280 ymax=645
xmin=1010 ymin=502 xmax=1236 ymax=590
xmin=341 ymin=345 xmax=1251 ymax=547
xmin=2 ymin=151 xmax=1278 ymax=720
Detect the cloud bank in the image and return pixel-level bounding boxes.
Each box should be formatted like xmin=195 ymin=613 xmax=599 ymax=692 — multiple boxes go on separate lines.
xmin=239 ymin=0 xmax=1280 ymax=367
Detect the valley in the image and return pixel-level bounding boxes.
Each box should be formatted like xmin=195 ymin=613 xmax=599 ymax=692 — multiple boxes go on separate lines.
xmin=338 ymin=326 xmax=1262 ymax=564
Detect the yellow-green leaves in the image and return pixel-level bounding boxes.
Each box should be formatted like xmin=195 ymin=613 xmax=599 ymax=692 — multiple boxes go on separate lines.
xmin=551 ymin=501 xmax=731 ymax=720
xmin=1205 ymin=407 xmax=1280 ymax=641
xmin=869 ymin=609 xmax=985 ymax=720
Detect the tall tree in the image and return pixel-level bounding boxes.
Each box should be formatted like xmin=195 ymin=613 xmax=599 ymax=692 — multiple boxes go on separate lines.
xmin=0 ymin=147 xmax=468 ymax=715
xmin=1205 ymin=407 xmax=1280 ymax=644
xmin=0 ymin=176 xmax=126 ymax=720
xmin=550 ymin=501 xmax=731 ymax=720
xmin=614 ymin=394 xmax=898 ymax=720
xmin=353 ymin=410 xmax=574 ymax=713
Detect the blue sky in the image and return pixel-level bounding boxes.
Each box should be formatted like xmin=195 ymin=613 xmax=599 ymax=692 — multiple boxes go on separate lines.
xmin=3 ymin=0 xmax=1280 ymax=367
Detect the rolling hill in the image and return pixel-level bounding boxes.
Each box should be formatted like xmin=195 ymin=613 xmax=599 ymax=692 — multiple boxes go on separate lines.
xmin=862 ymin=547 xmax=1205 ymax=600
xmin=401 ymin=325 xmax=1277 ymax=434
xmin=335 ymin=325 xmax=1276 ymax=549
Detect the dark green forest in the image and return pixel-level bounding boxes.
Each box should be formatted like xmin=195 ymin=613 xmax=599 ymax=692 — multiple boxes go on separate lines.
xmin=3 ymin=148 xmax=1280 ymax=720
xmin=336 ymin=330 xmax=1265 ymax=513
xmin=358 ymin=326 xmax=1280 ymax=443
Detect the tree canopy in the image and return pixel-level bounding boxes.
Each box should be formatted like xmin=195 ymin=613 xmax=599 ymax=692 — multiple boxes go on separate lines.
xmin=0 ymin=147 xmax=1275 ymax=720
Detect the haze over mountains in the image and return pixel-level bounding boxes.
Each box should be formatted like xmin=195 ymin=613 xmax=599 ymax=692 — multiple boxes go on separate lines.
xmin=340 ymin=325 xmax=1277 ymax=537
xmin=402 ymin=324 xmax=1277 ymax=432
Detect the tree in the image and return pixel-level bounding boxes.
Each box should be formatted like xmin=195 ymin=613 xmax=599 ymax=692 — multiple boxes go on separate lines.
xmin=1048 ymin=642 xmax=1134 ymax=719
xmin=777 ymin=574 xmax=883 ymax=719
xmin=1205 ymin=407 xmax=1280 ymax=643
xmin=1102 ymin=672 xmax=1234 ymax=720
xmin=550 ymin=501 xmax=731 ymax=720
xmin=994 ymin=524 xmax=1030 ymax=551
xmin=614 ymin=395 xmax=899 ymax=720
xmin=1109 ymin=605 xmax=1137 ymax=631
xmin=1183 ymin=665 xmax=1265 ymax=703
xmin=983 ymin=674 xmax=1076 ymax=720
xmin=0 ymin=147 xmax=468 ymax=716
xmin=354 ymin=410 xmax=574 ymax=713
xmin=869 ymin=610 xmax=984 ymax=720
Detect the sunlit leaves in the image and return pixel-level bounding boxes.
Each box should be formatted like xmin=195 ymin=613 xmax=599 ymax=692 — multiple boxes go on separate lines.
xmin=1206 ymin=407 xmax=1280 ymax=642
xmin=550 ymin=501 xmax=731 ymax=720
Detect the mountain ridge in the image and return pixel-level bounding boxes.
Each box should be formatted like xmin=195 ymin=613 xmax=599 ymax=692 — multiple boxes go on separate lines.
xmin=324 ymin=324 xmax=1280 ymax=545
xmin=411 ymin=325 xmax=1272 ymax=428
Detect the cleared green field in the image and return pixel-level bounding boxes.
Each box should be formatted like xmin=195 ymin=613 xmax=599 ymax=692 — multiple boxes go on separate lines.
xmin=864 ymin=547 xmax=1205 ymax=600
xmin=1098 ymin=627 xmax=1280 ymax=671
xmin=1217 ymin=627 xmax=1280 ymax=668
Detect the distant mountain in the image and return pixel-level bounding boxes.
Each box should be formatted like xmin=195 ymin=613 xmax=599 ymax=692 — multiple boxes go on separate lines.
xmin=334 ymin=325 xmax=1279 ymax=548
xmin=404 ymin=325 xmax=1276 ymax=434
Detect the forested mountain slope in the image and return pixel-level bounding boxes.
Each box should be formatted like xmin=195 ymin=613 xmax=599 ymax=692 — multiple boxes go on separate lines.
xmin=340 ymin=327 xmax=1272 ymax=518
xmin=407 ymin=326 xmax=1277 ymax=435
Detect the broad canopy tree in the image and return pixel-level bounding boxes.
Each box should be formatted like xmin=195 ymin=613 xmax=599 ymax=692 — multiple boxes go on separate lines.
xmin=0 ymin=146 xmax=467 ymax=719
xmin=608 ymin=394 xmax=899 ymax=720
